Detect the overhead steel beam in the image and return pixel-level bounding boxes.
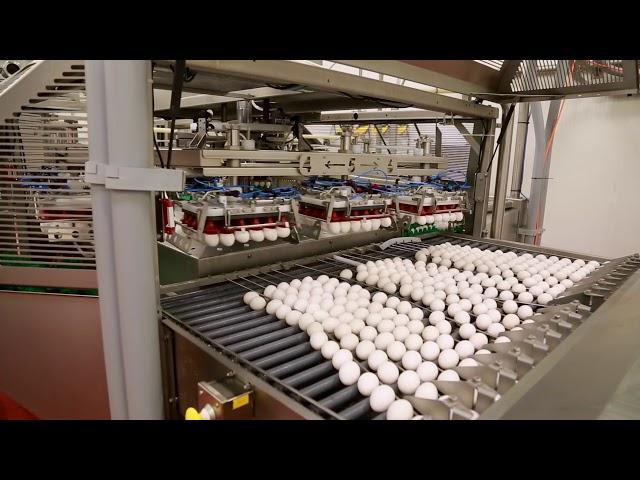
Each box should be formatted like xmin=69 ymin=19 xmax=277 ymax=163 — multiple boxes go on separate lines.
xmin=334 ymin=60 xmax=496 ymax=96
xmin=497 ymin=60 xmax=523 ymax=93
xmin=185 ymin=60 xmax=499 ymax=119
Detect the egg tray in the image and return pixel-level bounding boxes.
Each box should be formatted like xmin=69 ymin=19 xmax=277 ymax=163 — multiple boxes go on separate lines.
xmin=160 ymin=235 xmax=631 ymax=420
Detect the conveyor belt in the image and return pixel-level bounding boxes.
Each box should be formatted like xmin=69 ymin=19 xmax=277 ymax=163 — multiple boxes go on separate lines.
xmin=161 ymin=234 xmax=638 ymax=419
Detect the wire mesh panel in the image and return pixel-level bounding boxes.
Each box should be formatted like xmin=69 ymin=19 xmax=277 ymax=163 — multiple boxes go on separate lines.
xmin=507 ymin=60 xmax=633 ymax=95
xmin=0 ymin=61 xmax=94 ymax=269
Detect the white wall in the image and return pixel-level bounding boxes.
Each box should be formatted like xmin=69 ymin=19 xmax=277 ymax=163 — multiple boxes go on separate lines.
xmin=519 ymin=94 xmax=640 ymax=259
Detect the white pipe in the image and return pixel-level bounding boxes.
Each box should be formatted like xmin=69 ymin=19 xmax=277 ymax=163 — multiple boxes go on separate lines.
xmin=103 ymin=60 xmax=164 ymax=419
xmin=86 ymin=60 xmax=129 ymax=420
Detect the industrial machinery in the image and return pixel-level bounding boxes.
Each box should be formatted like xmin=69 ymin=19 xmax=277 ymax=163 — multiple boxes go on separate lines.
xmin=5 ymin=60 xmax=640 ymax=421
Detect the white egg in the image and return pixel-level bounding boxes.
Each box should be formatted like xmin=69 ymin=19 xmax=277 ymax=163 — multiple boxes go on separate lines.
xmin=469 ymin=332 xmax=489 ymax=349
xmin=454 ymin=340 xmax=475 ymax=359
xmin=537 ymin=293 xmax=553 ymax=305
xmin=517 ymin=305 xmax=534 ymax=319
xmin=397 ymin=370 xmax=421 ymax=395
xmin=459 ymin=323 xmax=476 ymax=339
xmin=438 ymin=369 xmax=460 ymax=382
xmin=234 ymin=230 xmax=250 ymax=244
xmin=487 ymin=322 xmax=506 ymax=337
xmin=298 ymin=313 xmax=315 ymax=330
xmin=438 ymin=348 xmax=459 ymax=369
xmin=285 ymin=309 xmax=302 ymax=326
xmin=407 ymin=320 xmax=424 ymax=334
xmin=428 ymin=311 xmax=445 ymax=325
xmin=367 ymin=350 xmax=389 ymax=371
xmin=248 ymin=295 xmax=266 ymax=311
xmin=338 ymin=361 xmax=360 ymax=386
xmin=387 ymin=341 xmax=407 ymax=361
xmin=404 ymin=333 xmax=424 ymax=351
xmin=377 ymin=361 xmax=400 ymax=385
xmin=392 ymin=326 xmax=410 ymax=342
xmin=339 ymin=269 xmax=353 ymax=280
xmin=502 ymin=300 xmax=518 ymax=314
xmin=369 ymin=385 xmax=396 ymax=412
xmin=454 ymin=311 xmax=471 ymax=325
xmin=340 ymin=333 xmax=359 ymax=351
xmin=518 ymin=291 xmax=534 ymax=303
xmin=415 ymin=382 xmax=438 ymax=400
xmin=357 ymin=372 xmax=380 ymax=396
xmin=487 ymin=309 xmax=502 ymax=323
xmin=420 ymin=341 xmax=440 ymax=361
xmin=402 ymin=350 xmax=423 ymax=370
xmin=435 ymin=320 xmax=452 ymax=335
xmin=219 ymin=232 xmax=235 ymax=247
xmin=310 ymin=331 xmax=329 ymax=350
xmin=495 ymin=336 xmax=511 ymax=344
xmin=331 ymin=349 xmax=353 ymax=369
xmin=407 ymin=308 xmax=424 ymax=322
xmin=320 ymin=340 xmax=340 ymax=360
xmin=421 ymin=325 xmax=440 ymax=342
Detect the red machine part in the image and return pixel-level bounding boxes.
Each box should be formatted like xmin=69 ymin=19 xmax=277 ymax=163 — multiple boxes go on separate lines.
xmin=162 ymin=198 xmax=176 ymax=234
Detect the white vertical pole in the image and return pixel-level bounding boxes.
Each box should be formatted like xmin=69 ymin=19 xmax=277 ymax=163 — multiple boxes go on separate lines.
xmin=87 ymin=60 xmax=164 ymax=419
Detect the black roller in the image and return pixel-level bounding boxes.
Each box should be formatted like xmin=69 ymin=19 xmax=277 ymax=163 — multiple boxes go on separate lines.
xmin=179 ymin=302 xmax=248 ymax=321
xmin=268 ymin=351 xmax=323 ymax=378
xmin=252 ymin=343 xmax=314 ymax=369
xmin=300 ymin=373 xmax=342 ymax=398
xmin=202 ymin=314 xmax=277 ymax=338
xmin=319 ymin=385 xmax=360 ymax=410
xmin=215 ymin=321 xmax=284 ymax=346
xmin=225 ymin=326 xmax=298 ymax=352
xmin=282 ymin=361 xmax=335 ymax=389
xmin=193 ymin=310 xmax=267 ymax=331
xmin=184 ymin=305 xmax=251 ymax=325
xmin=241 ymin=332 xmax=309 ymax=361
xmin=178 ymin=299 xmax=248 ymax=322
xmin=338 ymin=398 xmax=371 ymax=420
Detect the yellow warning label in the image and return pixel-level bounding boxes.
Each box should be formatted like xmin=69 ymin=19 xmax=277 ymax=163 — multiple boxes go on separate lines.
xmin=233 ymin=394 xmax=250 ymax=410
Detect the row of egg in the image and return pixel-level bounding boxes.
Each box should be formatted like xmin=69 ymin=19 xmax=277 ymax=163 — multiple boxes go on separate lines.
xmin=244 ymin=274 xmax=507 ymax=418
xmin=414 ymin=211 xmax=464 ymax=225
xmin=204 ymin=226 xmax=291 ymax=247
xmin=416 ymin=243 xmax=599 ymax=303
xmin=324 ymin=217 xmax=393 ymax=235
xmin=346 ymin=256 xmax=538 ymax=335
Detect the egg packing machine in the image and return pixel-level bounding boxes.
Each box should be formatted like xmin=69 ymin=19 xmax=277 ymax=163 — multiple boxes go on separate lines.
xmin=160 ymin=233 xmax=640 ymax=420
xmin=168 ymin=193 xmax=297 ymax=259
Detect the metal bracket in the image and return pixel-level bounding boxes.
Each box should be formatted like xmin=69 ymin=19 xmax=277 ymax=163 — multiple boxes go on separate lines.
xmin=517 ymin=226 xmax=545 ymax=236
xmin=85 ymin=161 xmax=185 ymax=192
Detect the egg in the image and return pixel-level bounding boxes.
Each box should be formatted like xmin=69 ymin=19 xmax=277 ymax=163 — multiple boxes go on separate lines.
xmin=357 ymin=372 xmax=380 ymax=396
xmin=469 ymin=332 xmax=489 ymax=350
xmin=243 ymin=291 xmax=258 ymax=304
xmin=454 ymin=311 xmax=471 ymax=325
xmin=285 ymin=310 xmax=302 ymax=326
xmin=438 ymin=348 xmax=459 ymax=369
xmin=428 ymin=311 xmax=445 ymax=325
xmin=420 ymin=341 xmax=440 ymax=361
xmin=392 ymin=326 xmax=410 ymax=342
xmin=397 ymin=371 xmax=421 ymax=395
xmin=370 ymin=385 xmax=396 ymax=412
xmin=429 ymin=299 xmax=446 ymax=312
xmin=517 ymin=305 xmax=534 ymax=320
xmin=359 ymin=326 xmax=378 ymax=342
xmin=414 ymin=382 xmax=438 ymax=400
xmin=331 ymin=349 xmax=353 ymax=369
xmin=454 ymin=340 xmax=475 ymax=359
xmin=438 ymin=369 xmax=460 ymax=382
xmin=340 ymin=333 xmax=359 ymax=351
xmin=487 ymin=322 xmax=506 ymax=337
xmin=387 ymin=341 xmax=407 ymax=361
xmin=487 ymin=309 xmax=502 ymax=323
xmin=338 ymin=361 xmax=360 ymax=386
xmin=436 ymin=334 xmax=454 ymax=350
xmin=402 ymin=350 xmax=423 ymax=371
xmin=204 ymin=233 xmax=220 ymax=247
xmin=309 ymin=331 xmax=329 ymax=350
xmin=386 ymin=296 xmax=401 ymax=310
xmin=407 ymin=308 xmax=424 ymax=322
xmin=518 ymin=291 xmax=534 ymax=303
xmin=321 ymin=340 xmax=340 ymax=360
xmin=219 ymin=232 xmax=235 ymax=247
xmin=435 ymin=320 xmax=452 ymax=335
xmin=537 ymin=293 xmax=553 ymax=304
xmin=298 ymin=313 xmax=315 ymax=330
xmin=234 ymin=230 xmax=250 ymax=244
xmin=502 ymin=300 xmax=518 ymax=314
xmin=338 ymin=269 xmax=353 ymax=280
xmin=404 ymin=333 xmax=424 ymax=351
xmin=459 ymin=323 xmax=476 ymax=340
xmin=367 ymin=350 xmax=389 ymax=371
xmin=374 ymin=332 xmax=395 ymax=350
xmin=334 ymin=323 xmax=352 ymax=340
xmin=421 ymin=325 xmax=439 ymax=342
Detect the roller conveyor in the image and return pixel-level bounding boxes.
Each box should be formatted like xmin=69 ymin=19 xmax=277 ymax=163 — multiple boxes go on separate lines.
xmin=161 ymin=233 xmax=640 ymax=420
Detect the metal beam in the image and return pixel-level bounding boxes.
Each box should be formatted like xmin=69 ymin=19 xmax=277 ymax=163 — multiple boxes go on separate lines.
xmin=454 ymin=121 xmax=480 ymax=156
xmin=467 ymin=119 xmax=496 ymax=237
xmin=333 ymin=60 xmax=496 ymax=96
xmin=490 ymin=104 xmax=514 ymax=239
xmin=497 ymin=60 xmax=523 ymax=93
xmin=185 ymin=61 xmax=499 ymax=119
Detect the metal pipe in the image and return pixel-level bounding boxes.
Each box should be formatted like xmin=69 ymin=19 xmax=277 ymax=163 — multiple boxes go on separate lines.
xmin=102 ymin=60 xmax=164 ymax=419
xmin=510 ymin=103 xmax=530 ymax=198
xmin=490 ymin=104 xmax=514 ymax=239
xmin=523 ymin=100 xmax=561 ymax=244
xmin=85 ymin=60 xmax=129 ymax=420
